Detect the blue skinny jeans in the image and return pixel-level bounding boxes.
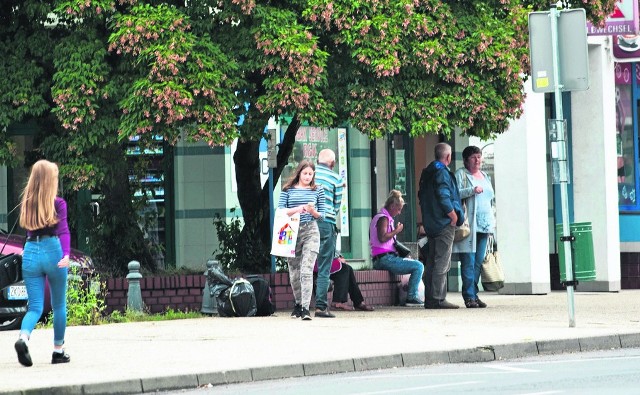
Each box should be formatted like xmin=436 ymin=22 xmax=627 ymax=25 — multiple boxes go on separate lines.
xmin=21 ymin=237 xmax=68 ymax=346
xmin=459 ymin=232 xmax=490 ymax=301
xmin=374 ymin=254 xmax=424 ymax=301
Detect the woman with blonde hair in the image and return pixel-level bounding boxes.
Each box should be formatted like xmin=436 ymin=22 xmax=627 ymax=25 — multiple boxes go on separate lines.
xmin=14 ymin=160 xmax=71 ymax=367
xmin=369 ymin=190 xmax=424 ymax=306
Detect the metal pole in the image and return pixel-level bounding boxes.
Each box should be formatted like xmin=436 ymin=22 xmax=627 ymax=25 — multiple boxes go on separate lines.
xmin=269 ymin=168 xmax=276 ymax=274
xmin=550 ymin=5 xmax=576 ymax=327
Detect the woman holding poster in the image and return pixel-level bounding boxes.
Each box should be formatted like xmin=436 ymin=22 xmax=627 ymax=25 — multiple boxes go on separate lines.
xmin=277 ymin=160 xmax=326 ymax=321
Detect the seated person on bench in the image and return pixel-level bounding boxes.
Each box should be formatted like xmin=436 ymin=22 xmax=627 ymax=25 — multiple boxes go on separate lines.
xmin=314 ymin=255 xmax=374 ymax=311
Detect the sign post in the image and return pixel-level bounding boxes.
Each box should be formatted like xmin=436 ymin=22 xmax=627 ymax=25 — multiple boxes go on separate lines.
xmin=267 ymin=127 xmax=278 ymax=274
xmin=529 ymin=6 xmax=589 ymax=327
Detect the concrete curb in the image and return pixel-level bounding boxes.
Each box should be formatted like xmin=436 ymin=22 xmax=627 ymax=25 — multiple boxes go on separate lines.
xmin=5 ymin=332 xmax=636 ymax=395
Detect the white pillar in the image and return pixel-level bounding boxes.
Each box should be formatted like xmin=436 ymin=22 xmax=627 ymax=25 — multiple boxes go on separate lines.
xmin=494 ymin=79 xmax=551 ymax=294
xmin=570 ymin=37 xmax=621 ymax=291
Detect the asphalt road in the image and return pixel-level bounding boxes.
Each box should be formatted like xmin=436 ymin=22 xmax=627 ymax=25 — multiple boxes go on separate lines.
xmin=168 ymin=347 xmax=640 ymax=395
xmin=2 ymin=291 xmax=639 ymax=395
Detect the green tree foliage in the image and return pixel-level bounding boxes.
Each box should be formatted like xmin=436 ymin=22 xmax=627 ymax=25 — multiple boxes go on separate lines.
xmin=0 ymin=0 xmax=614 ymax=274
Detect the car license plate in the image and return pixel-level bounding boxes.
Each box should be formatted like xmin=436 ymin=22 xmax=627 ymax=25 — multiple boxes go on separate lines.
xmin=7 ymin=285 xmax=28 ymax=300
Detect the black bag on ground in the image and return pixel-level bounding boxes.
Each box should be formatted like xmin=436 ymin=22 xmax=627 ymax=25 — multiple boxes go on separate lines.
xmin=246 ymin=275 xmax=275 ymax=316
xmin=216 ymin=278 xmax=257 ymax=317
xmin=206 ymin=261 xmax=233 ymax=292
xmin=215 ymin=286 xmax=234 ymax=317
xmin=0 ymin=254 xmax=22 ymax=290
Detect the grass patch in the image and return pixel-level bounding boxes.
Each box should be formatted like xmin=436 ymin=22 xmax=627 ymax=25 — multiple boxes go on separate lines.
xmin=38 ymin=266 xmax=204 ymax=328
xmin=106 ymin=308 xmax=204 ymax=323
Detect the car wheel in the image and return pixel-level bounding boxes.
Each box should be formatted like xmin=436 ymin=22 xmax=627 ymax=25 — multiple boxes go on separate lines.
xmin=0 ymin=315 xmax=23 ymax=331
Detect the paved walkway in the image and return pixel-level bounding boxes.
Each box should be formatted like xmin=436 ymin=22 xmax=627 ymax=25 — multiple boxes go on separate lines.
xmin=1 ymin=290 xmax=639 ymax=394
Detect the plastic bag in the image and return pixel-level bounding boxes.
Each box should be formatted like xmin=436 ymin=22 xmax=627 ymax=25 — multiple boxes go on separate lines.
xmin=217 ymin=278 xmax=257 ymax=317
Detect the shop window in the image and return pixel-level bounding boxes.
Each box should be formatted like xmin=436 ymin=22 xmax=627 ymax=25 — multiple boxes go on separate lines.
xmin=615 ymin=62 xmax=639 ymax=210
xmin=281 ymin=125 xmax=351 ymax=253
xmin=388 ymin=134 xmax=416 ymax=242
xmin=126 ymin=134 xmax=168 ymax=268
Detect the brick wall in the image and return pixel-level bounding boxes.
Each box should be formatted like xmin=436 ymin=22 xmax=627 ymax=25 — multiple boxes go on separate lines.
xmin=105 ymin=270 xmax=407 ymax=314
xmin=106 ymin=255 xmax=640 ymax=314
xmin=106 ymin=275 xmax=206 ymax=314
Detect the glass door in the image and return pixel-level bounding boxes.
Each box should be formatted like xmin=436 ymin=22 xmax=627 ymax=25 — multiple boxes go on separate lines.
xmin=126 ymin=135 xmax=169 ymax=269
xmin=388 ymin=134 xmax=416 ymax=242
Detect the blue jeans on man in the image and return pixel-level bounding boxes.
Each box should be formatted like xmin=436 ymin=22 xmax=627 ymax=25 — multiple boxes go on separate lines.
xmin=316 ymin=221 xmax=336 ymax=310
xmin=373 ymin=254 xmax=424 ymax=301
xmin=460 ymin=232 xmax=490 ymax=301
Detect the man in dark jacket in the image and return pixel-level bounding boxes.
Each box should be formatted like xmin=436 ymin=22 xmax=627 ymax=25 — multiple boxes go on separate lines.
xmin=418 ymin=142 xmax=465 ymax=309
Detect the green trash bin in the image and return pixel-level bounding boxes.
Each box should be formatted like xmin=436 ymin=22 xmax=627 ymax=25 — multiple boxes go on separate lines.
xmin=555 ymin=222 xmax=596 ymax=282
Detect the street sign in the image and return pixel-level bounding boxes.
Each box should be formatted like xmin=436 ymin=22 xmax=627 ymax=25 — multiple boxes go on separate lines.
xmin=529 ymin=9 xmax=590 ymax=93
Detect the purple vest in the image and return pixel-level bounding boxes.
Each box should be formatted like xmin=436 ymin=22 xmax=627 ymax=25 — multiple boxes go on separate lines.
xmin=369 ymin=208 xmax=395 ymax=257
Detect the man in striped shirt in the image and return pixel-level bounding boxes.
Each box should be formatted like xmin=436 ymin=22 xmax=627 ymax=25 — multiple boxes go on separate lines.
xmin=314 ymin=149 xmax=345 ymax=318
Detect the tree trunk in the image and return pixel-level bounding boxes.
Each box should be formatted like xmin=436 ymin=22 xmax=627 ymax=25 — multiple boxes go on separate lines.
xmin=233 ymin=116 xmax=301 ymax=273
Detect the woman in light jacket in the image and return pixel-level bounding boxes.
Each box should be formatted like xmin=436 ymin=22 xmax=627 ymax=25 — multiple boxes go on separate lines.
xmin=452 ymin=146 xmax=495 ymax=308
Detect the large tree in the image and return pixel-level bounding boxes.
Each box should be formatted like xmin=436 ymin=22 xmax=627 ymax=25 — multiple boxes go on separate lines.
xmin=0 ymin=0 xmax=614 ymax=274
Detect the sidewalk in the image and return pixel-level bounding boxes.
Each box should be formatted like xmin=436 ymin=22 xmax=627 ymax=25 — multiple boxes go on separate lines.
xmin=1 ymin=290 xmax=639 ymax=395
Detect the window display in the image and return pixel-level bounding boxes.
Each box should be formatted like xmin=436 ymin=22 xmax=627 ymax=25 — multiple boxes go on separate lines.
xmin=615 ymin=62 xmax=637 ymax=209
xmin=126 ymin=135 xmax=167 ymax=268
xmin=282 ymin=125 xmax=350 ymax=242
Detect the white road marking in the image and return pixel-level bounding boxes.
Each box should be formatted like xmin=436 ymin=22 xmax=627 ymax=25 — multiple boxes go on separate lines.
xmin=482 ymin=364 xmax=538 ymax=372
xmin=517 ymin=391 xmax=563 ymax=395
xmin=352 ymin=381 xmax=482 ymax=394
xmin=346 ymin=368 xmax=532 ymax=381
xmin=516 ymin=354 xmax=640 ymax=366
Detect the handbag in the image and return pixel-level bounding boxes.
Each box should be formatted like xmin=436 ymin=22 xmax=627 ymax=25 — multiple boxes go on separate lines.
xmin=454 ymin=202 xmax=471 ymax=242
xmin=481 ymin=234 xmax=504 ymax=291
xmin=394 ymin=240 xmax=411 ymax=258
xmin=454 ymin=174 xmax=472 ymax=242
xmin=391 ymin=221 xmax=411 ymax=258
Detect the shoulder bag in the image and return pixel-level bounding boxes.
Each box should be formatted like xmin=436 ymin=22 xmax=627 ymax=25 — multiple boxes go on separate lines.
xmin=391 ymin=220 xmax=411 ymax=258
xmin=454 ymin=174 xmax=471 ymax=242
xmin=394 ymin=240 xmax=411 ymax=258
xmin=481 ymin=234 xmax=504 ymax=291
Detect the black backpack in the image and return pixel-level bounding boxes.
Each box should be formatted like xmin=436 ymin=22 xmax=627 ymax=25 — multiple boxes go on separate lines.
xmin=246 ymin=275 xmax=275 ymax=316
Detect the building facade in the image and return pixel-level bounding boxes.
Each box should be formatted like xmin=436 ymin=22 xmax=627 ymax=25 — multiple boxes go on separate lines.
xmin=2 ymin=35 xmax=639 ymax=292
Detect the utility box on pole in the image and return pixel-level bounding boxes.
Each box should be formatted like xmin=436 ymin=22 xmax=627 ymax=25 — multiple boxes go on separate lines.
xmin=267 ymin=128 xmax=277 ymax=169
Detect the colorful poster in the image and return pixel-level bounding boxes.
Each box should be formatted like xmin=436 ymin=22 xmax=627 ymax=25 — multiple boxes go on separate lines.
xmin=337 ymin=127 xmax=349 ymax=236
xmin=281 ymin=125 xmax=350 ymax=236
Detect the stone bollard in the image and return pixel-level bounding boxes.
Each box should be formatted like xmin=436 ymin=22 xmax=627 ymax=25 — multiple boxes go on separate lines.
xmin=200 ymin=258 xmax=219 ymax=315
xmin=68 ymin=261 xmax=82 ymax=283
xmin=126 ymin=260 xmax=144 ymax=312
